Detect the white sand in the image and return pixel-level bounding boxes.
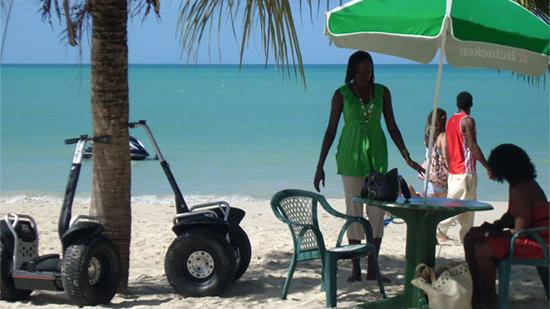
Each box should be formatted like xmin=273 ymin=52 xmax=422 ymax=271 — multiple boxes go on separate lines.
xmin=1 ymin=198 xmax=548 ymax=308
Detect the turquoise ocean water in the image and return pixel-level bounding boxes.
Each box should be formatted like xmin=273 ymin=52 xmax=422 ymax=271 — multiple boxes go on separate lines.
xmin=1 ymin=64 xmax=548 ymax=204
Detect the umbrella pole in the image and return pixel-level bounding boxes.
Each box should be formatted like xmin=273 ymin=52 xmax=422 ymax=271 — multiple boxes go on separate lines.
xmin=423 ymin=17 xmax=450 ymax=201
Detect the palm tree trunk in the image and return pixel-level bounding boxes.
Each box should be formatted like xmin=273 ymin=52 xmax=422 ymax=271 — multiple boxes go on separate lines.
xmin=89 ymin=0 xmax=131 ymax=293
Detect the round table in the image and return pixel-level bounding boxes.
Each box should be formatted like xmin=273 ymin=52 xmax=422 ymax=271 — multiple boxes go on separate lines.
xmin=352 ymin=196 xmax=493 ymax=309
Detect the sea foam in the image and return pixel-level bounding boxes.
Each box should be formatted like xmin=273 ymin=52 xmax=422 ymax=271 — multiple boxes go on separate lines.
xmin=0 ymin=193 xmax=262 ymax=207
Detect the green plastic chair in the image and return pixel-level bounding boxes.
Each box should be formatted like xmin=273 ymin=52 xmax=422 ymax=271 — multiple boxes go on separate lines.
xmin=497 ymin=226 xmax=549 ymax=309
xmin=270 ymin=189 xmax=386 ymax=308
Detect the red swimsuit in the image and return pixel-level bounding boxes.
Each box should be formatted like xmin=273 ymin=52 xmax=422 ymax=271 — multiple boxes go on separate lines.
xmin=487 ymin=201 xmax=549 ymax=260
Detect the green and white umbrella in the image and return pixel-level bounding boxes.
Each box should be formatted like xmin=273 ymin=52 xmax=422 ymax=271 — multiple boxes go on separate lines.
xmin=325 ymin=0 xmax=549 ymax=195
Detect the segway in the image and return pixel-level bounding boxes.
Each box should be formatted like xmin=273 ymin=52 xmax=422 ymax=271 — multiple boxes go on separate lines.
xmin=129 ymin=120 xmax=251 ymax=297
xmin=0 ymin=135 xmax=121 ymax=306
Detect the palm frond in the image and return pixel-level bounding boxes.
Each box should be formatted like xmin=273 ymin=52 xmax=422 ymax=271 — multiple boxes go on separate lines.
xmin=130 ymin=0 xmax=160 ymax=21
xmin=0 ymin=0 xmax=14 ymax=59
xmin=40 ymin=0 xmax=160 ymax=47
xmin=40 ymin=0 xmax=89 ymax=47
xmin=176 ymin=0 xmax=343 ymax=86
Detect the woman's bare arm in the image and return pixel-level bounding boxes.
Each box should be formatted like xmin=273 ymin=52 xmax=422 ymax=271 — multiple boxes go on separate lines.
xmin=437 ymin=132 xmax=447 ymax=167
xmin=314 ymin=90 xmax=343 ymax=192
xmin=509 ymin=185 xmax=532 ymax=233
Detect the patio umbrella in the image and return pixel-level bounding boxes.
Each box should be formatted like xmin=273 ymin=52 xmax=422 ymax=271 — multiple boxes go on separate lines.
xmin=325 ymin=0 xmax=550 ymax=196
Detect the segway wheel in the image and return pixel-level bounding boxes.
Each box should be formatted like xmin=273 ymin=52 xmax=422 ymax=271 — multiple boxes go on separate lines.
xmin=165 ymin=229 xmax=236 ymax=297
xmin=61 ymin=236 xmax=120 ymax=306
xmin=0 ymin=242 xmax=32 ymax=301
xmin=229 ymin=225 xmax=251 ymax=281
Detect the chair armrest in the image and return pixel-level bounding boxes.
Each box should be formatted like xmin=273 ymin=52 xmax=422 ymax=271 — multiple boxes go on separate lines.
xmin=317 ymin=196 xmax=349 ymax=219
xmin=316 ymin=195 xmax=375 ymax=247
xmin=336 ymin=216 xmax=374 ymax=247
xmin=508 ymin=226 xmax=549 ymax=261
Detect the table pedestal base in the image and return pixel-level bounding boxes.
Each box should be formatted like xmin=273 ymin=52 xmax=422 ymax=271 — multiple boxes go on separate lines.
xmin=362 ymin=208 xmax=464 ymax=309
xmin=353 ymin=197 xmax=492 ymax=309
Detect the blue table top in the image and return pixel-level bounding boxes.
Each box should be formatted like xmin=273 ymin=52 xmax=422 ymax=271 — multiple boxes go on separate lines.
xmin=352 ymin=196 xmax=494 ymax=212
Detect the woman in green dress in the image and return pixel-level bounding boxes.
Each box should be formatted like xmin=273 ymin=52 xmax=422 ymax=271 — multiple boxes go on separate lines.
xmin=314 ymin=51 xmax=424 ymax=281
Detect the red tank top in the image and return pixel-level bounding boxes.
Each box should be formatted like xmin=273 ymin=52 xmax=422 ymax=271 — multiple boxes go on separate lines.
xmin=446 ymin=112 xmax=476 ymax=175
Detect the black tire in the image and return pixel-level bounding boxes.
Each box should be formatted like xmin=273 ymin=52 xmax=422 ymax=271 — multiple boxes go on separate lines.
xmin=61 ymin=236 xmax=120 ymax=306
xmin=229 ymin=225 xmax=251 ymax=281
xmin=165 ymin=229 xmax=237 ymax=297
xmin=0 ymin=242 xmax=32 ymax=301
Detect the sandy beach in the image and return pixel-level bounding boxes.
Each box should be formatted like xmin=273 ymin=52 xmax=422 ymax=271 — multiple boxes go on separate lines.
xmin=0 ymin=197 xmax=548 ymax=309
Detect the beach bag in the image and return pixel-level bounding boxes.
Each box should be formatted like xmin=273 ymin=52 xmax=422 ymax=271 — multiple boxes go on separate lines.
xmin=411 ymin=263 xmax=472 ymax=309
xmin=361 ymin=168 xmax=399 ymax=201
xmin=421 ymin=147 xmax=448 ymax=188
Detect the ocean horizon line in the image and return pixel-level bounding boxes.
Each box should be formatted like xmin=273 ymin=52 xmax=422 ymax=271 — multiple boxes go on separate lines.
xmin=0 ymin=63 xmax=433 ymax=67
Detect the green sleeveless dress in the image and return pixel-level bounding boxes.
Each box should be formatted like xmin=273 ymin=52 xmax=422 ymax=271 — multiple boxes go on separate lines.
xmin=336 ymin=83 xmax=388 ymax=176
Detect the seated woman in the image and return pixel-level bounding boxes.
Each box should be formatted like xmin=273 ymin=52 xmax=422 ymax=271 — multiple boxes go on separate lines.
xmin=464 ymin=144 xmax=549 ymax=309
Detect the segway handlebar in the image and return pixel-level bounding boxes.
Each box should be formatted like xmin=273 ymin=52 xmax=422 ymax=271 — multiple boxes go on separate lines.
xmin=65 ymin=135 xmax=87 ymax=145
xmin=64 ymin=135 xmax=112 ymax=145
xmin=93 ymin=135 xmax=112 ymax=144
xmin=128 ymin=120 xmax=165 ymax=162
xmin=66 ymin=135 xmax=112 ymax=164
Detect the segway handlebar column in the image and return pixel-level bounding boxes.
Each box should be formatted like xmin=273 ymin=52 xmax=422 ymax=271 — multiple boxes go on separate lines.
xmin=128 ymin=120 xmax=189 ymax=214
xmin=59 ymin=135 xmax=111 ymax=239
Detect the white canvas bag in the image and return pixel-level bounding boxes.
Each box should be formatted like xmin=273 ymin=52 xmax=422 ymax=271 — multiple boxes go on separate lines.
xmin=411 ymin=263 xmax=473 ymax=309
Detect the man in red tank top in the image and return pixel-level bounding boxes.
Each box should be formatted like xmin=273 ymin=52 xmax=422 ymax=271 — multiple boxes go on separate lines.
xmin=438 ymin=92 xmax=490 ymax=243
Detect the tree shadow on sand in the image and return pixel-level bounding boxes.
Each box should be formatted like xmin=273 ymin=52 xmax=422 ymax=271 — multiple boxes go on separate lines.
xmin=5 ymin=251 xmax=545 ymax=308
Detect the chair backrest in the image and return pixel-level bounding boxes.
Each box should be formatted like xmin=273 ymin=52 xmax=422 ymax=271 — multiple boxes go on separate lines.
xmin=271 ymin=189 xmax=323 ymax=252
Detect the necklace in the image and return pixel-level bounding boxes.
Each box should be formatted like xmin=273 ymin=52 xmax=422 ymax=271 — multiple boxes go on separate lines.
xmin=354 ymin=84 xmax=375 ymax=124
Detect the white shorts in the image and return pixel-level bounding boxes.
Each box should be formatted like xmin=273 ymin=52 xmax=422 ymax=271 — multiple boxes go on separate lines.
xmin=439 ymin=173 xmax=477 ymax=241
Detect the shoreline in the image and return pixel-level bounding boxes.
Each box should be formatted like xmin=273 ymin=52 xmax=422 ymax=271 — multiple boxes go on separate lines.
xmin=0 ymin=192 xmax=508 ymax=205
xmin=1 ymin=198 xmax=547 ymax=308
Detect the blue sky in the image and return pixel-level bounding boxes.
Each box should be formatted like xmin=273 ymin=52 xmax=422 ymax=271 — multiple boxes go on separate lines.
xmin=0 ymin=1 xmax=412 ymax=65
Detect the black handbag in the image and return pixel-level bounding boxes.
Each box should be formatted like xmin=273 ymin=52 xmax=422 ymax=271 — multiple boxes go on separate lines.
xmin=361 ymin=168 xmax=400 ymax=201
